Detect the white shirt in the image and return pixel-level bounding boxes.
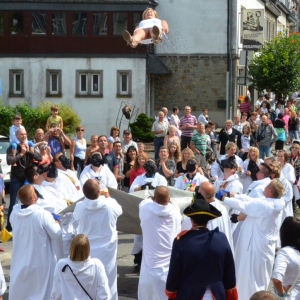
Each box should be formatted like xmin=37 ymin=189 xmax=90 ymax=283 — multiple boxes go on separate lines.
xmin=211 ymin=155 xmax=243 ymax=180
xmin=51 ymin=257 xmax=110 ymax=300
xmin=10 ymin=204 xmax=61 ymax=300
xmin=174 ymin=172 xmax=208 ymax=190
xmin=197 ymin=113 xmax=208 ymax=125
xmin=130 ymin=173 xmax=167 ymax=192
xmin=170 ymin=114 xmax=180 ymax=128
xmin=241 ymin=135 xmax=250 ymax=152
xmin=151 ymin=119 xmax=169 ymax=137
xmin=272 ymin=246 xmax=300 ymax=300
xmin=80 ymin=164 xmax=118 ymax=189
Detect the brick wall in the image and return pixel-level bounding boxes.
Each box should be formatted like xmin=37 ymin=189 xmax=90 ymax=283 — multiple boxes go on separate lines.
xmin=153 ymin=55 xmax=228 ymax=122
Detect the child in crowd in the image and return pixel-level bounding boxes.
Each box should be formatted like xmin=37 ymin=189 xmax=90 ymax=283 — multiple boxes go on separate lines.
xmin=45 ymin=105 xmax=63 ymax=131
xmin=137 ymin=143 xmax=148 ymax=160
xmin=9 ymin=115 xmax=34 ymax=164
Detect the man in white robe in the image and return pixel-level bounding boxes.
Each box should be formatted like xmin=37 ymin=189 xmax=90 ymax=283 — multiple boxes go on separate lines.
xmin=138 ymin=186 xmax=181 ymax=300
xmin=181 ymin=182 xmax=234 ymax=254
xmin=217 ymin=178 xmax=286 ymax=300
xmin=9 ymin=184 xmax=62 ymax=300
xmin=80 ymin=152 xmax=118 ymax=189
xmin=73 ymin=179 xmax=122 ymax=300
xmin=24 ymin=164 xmax=67 ymax=214
xmin=174 ymin=159 xmax=208 ymax=191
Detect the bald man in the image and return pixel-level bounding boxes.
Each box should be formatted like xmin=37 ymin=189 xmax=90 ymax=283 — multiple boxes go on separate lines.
xmin=181 ymin=182 xmax=234 ymax=253
xmin=9 ymin=185 xmax=61 ymax=300
xmin=73 ymin=179 xmax=122 ymax=300
xmin=6 ymin=128 xmax=42 ymax=231
xmin=138 ymin=186 xmax=181 ymax=300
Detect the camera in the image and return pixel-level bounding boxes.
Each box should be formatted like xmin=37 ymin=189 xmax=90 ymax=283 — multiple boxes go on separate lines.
xmin=256 ymin=135 xmax=264 ymax=142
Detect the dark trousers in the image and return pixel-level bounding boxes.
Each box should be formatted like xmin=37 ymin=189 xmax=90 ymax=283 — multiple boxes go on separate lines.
xmin=7 ymin=178 xmax=24 ymax=231
xmin=181 ymin=135 xmax=192 ymax=150
xmin=154 ymin=137 xmax=164 ymax=160
xmin=74 ymin=156 xmax=85 ymax=178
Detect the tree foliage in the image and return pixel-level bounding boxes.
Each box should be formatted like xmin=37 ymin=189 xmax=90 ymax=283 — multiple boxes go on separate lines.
xmin=0 ymin=101 xmax=81 ymax=139
xmin=249 ymin=32 xmax=300 ymax=97
xmin=129 ymin=113 xmax=155 ymax=142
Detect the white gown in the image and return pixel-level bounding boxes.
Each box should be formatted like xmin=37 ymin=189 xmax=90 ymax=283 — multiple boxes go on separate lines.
xmin=281 ymin=163 xmax=296 ymax=185
xmin=174 ymin=172 xmax=208 ymax=190
xmin=211 ymin=155 xmax=243 ymax=180
xmin=50 ymin=256 xmax=110 ymax=300
xmin=224 ymin=194 xmax=285 ymax=300
xmin=0 ymin=263 xmax=6 ymax=296
xmin=239 ymin=159 xmax=264 ymax=193
xmin=73 ymin=196 xmax=123 ymax=300
xmin=80 ymin=164 xmax=118 ymax=189
xmin=138 ymin=198 xmax=181 ymax=300
xmin=129 ymin=172 xmax=167 ymax=193
xmin=272 ymin=246 xmax=300 ymax=300
xmin=9 ymin=204 xmax=62 ymax=300
xmin=58 ymin=169 xmax=84 ymax=200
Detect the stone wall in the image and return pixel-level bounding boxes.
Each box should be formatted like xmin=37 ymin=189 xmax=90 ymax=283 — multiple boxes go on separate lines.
xmin=153 ymin=54 xmax=229 ymax=123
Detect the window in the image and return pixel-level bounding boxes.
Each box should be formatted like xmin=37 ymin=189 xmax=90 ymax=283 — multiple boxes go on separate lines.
xmin=52 ymin=12 xmax=67 ymax=35
xmin=0 ymin=12 xmax=4 ymax=35
xmin=93 ymin=12 xmax=107 ymax=35
xmin=76 ymin=70 xmax=103 ymax=97
xmin=117 ymin=70 xmax=132 ymax=97
xmin=113 ymin=13 xmax=127 ymax=35
xmin=73 ymin=13 xmax=87 ymax=35
xmin=134 ymin=12 xmax=142 ymax=28
xmin=32 ymin=12 xmax=46 ymax=35
xmin=9 ymin=70 xmax=24 ymax=97
xmin=46 ymin=70 xmax=62 ymax=97
xmin=10 ymin=12 xmax=23 ymax=35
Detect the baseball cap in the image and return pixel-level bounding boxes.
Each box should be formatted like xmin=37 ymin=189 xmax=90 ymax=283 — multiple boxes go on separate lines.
xmin=123 ymin=129 xmax=131 ymax=134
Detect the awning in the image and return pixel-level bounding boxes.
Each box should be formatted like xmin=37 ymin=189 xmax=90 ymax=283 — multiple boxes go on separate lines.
xmin=146 ymin=54 xmax=172 ymax=75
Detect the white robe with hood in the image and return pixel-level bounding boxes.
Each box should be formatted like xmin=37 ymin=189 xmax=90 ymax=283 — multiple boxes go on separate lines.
xmin=129 ymin=172 xmax=167 ymax=193
xmin=50 ymin=256 xmax=110 ymax=300
xmin=80 ymin=164 xmax=118 ymax=189
xmin=224 ymin=194 xmax=285 ymax=300
xmin=9 ymin=204 xmax=62 ymax=300
xmin=281 ymin=163 xmax=296 ymax=185
xmin=138 ymin=198 xmax=181 ymax=300
xmin=73 ymin=196 xmax=123 ymax=300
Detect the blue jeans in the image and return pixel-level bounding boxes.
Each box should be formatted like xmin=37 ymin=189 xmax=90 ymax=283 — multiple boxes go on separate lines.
xmin=258 ymin=145 xmax=271 ymax=159
xmin=7 ymin=178 xmax=24 ymax=231
xmin=289 ymin=130 xmax=299 ymax=142
xmin=154 ymin=137 xmax=164 ymax=161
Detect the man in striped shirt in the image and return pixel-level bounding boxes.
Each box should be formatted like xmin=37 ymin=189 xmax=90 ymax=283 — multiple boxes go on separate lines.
xmin=179 ymin=106 xmax=198 ymax=150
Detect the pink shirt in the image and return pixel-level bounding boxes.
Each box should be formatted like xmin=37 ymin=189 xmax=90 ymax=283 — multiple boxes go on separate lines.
xmin=282 ymin=115 xmax=290 ymax=129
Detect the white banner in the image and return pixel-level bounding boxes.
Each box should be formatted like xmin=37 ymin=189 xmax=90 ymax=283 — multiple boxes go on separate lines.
xmin=242 ymin=9 xmax=264 ymax=50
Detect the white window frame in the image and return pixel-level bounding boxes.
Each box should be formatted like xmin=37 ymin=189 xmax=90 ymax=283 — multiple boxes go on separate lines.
xmin=9 ymin=69 xmax=24 ymax=97
xmin=46 ymin=69 xmax=62 ymax=97
xmin=117 ymin=70 xmax=132 ymax=97
xmin=76 ymin=70 xmax=103 ymax=97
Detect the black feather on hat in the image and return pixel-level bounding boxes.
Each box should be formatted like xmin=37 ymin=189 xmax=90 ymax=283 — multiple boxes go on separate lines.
xmin=183 ymin=194 xmax=222 ymax=223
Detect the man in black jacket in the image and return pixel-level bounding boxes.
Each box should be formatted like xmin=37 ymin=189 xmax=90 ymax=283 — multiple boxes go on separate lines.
xmin=6 ymin=128 xmax=42 ymax=231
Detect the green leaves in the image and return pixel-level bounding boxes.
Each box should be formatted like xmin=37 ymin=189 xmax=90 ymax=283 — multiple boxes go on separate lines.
xmin=0 ymin=101 xmax=81 ymax=139
xmin=249 ymin=32 xmax=300 ymax=97
xmin=129 ymin=113 xmax=155 ymax=142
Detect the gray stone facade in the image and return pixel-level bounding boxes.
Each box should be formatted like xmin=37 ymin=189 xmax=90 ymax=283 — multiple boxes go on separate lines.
xmin=152 ymin=54 xmax=231 ymax=123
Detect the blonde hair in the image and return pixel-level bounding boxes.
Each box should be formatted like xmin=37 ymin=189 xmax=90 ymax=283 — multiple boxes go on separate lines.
xmin=168 ymin=125 xmax=177 ymax=132
xmin=225 ymin=142 xmax=237 ymax=152
xmin=270 ymin=161 xmax=281 ymax=179
xmin=270 ymin=178 xmax=285 ymax=199
xmin=247 ymin=147 xmax=259 ymax=161
xmin=142 ymin=8 xmax=159 ymax=20
xmin=69 ymin=234 xmax=90 ymax=261
xmin=181 ymin=147 xmax=194 ymax=164
xmin=225 ymin=119 xmax=233 ymax=126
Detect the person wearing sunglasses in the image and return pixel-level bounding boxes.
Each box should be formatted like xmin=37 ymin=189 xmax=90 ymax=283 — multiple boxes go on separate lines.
xmin=70 ymin=126 xmax=87 ymax=178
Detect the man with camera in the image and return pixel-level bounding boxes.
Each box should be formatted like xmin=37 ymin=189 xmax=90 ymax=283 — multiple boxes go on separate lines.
xmin=256 ymin=115 xmax=278 ymax=159
xmin=44 ymin=123 xmax=71 ymax=157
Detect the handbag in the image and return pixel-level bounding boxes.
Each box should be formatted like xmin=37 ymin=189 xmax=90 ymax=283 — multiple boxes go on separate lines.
xmin=62 ymin=264 xmax=93 ymax=300
xmin=271 ymin=267 xmax=300 ymax=299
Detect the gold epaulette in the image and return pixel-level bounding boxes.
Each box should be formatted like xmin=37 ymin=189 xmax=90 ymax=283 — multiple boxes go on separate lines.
xmin=176 ymin=230 xmax=189 ymax=240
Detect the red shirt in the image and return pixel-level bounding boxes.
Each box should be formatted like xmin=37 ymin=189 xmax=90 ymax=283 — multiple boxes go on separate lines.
xmin=130 ymin=167 xmax=146 ymax=186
